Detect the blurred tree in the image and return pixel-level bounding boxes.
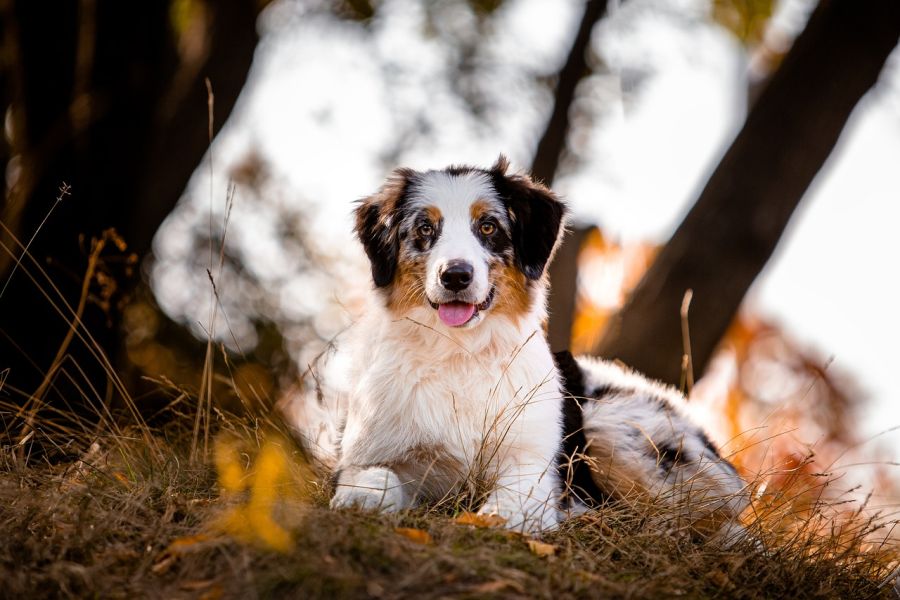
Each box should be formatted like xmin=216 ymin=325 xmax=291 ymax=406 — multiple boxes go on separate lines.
xmin=0 ymin=1 xmax=264 ymax=416
xmin=593 ymin=0 xmax=900 ymax=386
xmin=531 ymin=0 xmax=612 ymax=353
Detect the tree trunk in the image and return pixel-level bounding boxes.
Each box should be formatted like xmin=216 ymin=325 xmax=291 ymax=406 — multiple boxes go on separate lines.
xmin=547 ymin=225 xmax=595 ymax=352
xmin=0 ymin=1 xmax=261 ymax=419
xmin=593 ymin=0 xmax=900 ymax=386
xmin=531 ymin=0 xmax=611 ymax=350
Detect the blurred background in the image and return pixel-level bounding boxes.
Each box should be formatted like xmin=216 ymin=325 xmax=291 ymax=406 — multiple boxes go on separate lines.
xmin=2 ymin=0 xmax=899 ymax=508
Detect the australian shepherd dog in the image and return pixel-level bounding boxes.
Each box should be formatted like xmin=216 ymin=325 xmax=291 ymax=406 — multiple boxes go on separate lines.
xmin=284 ymin=156 xmax=748 ymax=539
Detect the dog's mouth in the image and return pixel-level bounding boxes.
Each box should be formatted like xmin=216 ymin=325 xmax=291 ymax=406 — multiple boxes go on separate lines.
xmin=428 ymin=287 xmax=496 ymax=327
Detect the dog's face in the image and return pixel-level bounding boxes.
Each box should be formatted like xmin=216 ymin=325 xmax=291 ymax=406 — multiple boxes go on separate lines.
xmin=355 ymin=156 xmax=565 ymax=329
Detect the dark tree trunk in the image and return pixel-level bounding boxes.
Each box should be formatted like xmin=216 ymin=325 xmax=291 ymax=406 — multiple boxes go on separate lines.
xmin=0 ymin=1 xmax=261 ymax=420
xmin=593 ymin=0 xmax=900 ymax=386
xmin=530 ymin=0 xmax=609 ymax=187
xmin=531 ymin=0 xmax=611 ymax=351
xmin=547 ymin=225 xmax=595 ymax=352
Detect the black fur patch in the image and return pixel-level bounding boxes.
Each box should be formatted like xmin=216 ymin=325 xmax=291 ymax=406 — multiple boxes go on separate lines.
xmin=554 ymin=350 xmax=585 ymax=395
xmin=411 ymin=209 xmax=443 ymax=252
xmin=656 ymin=442 xmax=684 ymax=473
xmin=354 ymin=169 xmax=416 ymax=287
xmin=474 ymin=218 xmax=512 ymax=257
xmin=697 ymin=429 xmax=722 ymax=460
xmin=444 ymin=164 xmax=478 ymax=177
xmin=554 ymin=351 xmax=608 ymax=507
xmin=489 ymin=159 xmax=564 ymax=280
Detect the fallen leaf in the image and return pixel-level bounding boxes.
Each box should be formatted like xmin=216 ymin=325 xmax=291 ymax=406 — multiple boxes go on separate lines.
xmin=151 ymin=534 xmax=215 ymax=575
xmin=366 ymin=581 xmax=385 ymax=597
xmin=200 ymin=585 xmax=224 ymax=600
xmin=471 ymin=579 xmax=525 ymax=594
xmin=394 ymin=527 xmax=433 ymax=545
xmin=112 ymin=471 xmax=132 ymax=487
xmin=454 ymin=511 xmax=508 ymax=528
xmin=180 ymin=579 xmax=217 ymax=590
xmin=168 ymin=533 xmax=212 ymax=551
xmin=575 ymin=570 xmax=603 ymax=583
xmin=150 ymin=554 xmax=176 ymax=575
xmin=526 ymin=539 xmax=557 ymax=557
xmin=708 ymin=569 xmax=731 ymax=588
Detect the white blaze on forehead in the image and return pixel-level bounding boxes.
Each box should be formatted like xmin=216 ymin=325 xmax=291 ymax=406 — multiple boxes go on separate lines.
xmin=408 ymin=170 xmax=498 ymax=217
xmin=409 ymin=170 xmax=500 ymax=304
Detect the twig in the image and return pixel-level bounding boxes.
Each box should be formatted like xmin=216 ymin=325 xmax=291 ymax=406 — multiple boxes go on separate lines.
xmin=0 ymin=182 xmax=70 ymax=301
xmin=679 ymin=289 xmax=694 ymax=396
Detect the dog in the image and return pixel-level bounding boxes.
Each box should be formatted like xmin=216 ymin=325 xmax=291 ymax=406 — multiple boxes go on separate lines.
xmin=283 ymin=156 xmax=747 ymax=537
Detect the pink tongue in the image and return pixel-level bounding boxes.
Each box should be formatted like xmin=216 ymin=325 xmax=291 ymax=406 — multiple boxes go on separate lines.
xmin=437 ymin=302 xmax=476 ymax=327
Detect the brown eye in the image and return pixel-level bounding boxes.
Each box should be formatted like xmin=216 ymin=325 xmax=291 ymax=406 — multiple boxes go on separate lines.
xmin=479 ymin=222 xmax=496 ymax=236
xmin=418 ymin=223 xmax=434 ymax=237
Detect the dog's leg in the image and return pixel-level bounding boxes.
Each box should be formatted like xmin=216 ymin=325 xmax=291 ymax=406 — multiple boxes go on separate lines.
xmin=331 ymin=465 xmax=410 ymax=512
xmin=478 ymin=458 xmax=560 ymax=533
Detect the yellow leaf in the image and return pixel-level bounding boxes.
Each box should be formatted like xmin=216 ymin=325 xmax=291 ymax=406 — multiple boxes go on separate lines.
xmin=526 ymin=539 xmax=557 ymax=557
xmin=112 ymin=471 xmax=132 ymax=487
xmin=454 ymin=511 xmax=507 ymax=528
xmin=214 ymin=436 xmax=247 ymax=493
xmin=394 ymin=527 xmax=433 ymax=545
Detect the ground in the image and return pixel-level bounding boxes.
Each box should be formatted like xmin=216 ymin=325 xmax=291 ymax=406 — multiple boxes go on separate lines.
xmin=1 ymin=416 xmax=897 ymax=600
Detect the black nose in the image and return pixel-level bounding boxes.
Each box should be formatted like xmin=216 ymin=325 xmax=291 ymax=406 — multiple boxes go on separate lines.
xmin=440 ymin=261 xmax=474 ymax=292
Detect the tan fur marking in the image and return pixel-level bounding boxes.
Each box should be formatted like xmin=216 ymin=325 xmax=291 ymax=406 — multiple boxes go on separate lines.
xmin=355 ymin=167 xmax=414 ymax=237
xmin=469 ymin=199 xmax=492 ymax=222
xmin=424 ymin=205 xmax=442 ymax=224
xmin=387 ymin=255 xmax=427 ymax=315
xmin=489 ymin=263 xmax=532 ymax=323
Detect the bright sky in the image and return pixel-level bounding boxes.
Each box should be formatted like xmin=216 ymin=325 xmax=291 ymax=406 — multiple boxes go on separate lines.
xmin=153 ymin=0 xmax=900 ymax=455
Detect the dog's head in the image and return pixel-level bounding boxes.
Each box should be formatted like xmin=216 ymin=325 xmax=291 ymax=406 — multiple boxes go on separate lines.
xmin=354 ymin=156 xmax=566 ymax=329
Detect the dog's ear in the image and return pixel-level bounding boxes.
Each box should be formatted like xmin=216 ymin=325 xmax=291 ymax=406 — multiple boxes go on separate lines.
xmin=354 ymin=168 xmax=415 ymax=288
xmin=489 ymin=155 xmax=566 ymax=280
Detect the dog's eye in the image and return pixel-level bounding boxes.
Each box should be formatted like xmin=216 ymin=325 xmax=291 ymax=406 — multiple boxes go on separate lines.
xmin=479 ymin=222 xmax=496 ymax=236
xmin=418 ymin=223 xmax=434 ymax=237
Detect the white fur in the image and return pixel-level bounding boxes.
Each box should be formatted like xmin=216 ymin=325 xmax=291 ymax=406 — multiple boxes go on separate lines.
xmin=412 ymin=171 xmax=497 ymax=312
xmin=324 ymin=289 xmax=561 ymax=532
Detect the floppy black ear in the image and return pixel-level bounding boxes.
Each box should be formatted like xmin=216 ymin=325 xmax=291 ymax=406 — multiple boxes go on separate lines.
xmin=354 ymin=168 xmax=415 ymax=288
xmin=489 ymin=155 xmax=566 ymax=280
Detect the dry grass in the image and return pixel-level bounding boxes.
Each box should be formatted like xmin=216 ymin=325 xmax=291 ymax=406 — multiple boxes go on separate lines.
xmin=1 ymin=408 xmax=898 ymax=600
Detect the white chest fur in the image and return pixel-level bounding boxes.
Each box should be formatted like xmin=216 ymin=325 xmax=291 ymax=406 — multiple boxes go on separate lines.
xmin=331 ymin=304 xmax=563 ymax=531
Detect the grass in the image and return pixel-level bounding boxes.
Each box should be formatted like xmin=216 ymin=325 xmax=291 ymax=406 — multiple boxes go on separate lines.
xmin=1 ymin=411 xmax=898 ymax=600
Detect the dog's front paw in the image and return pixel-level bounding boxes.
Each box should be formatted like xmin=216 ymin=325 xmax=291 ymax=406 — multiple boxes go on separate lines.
xmin=331 ymin=466 xmax=406 ymax=512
